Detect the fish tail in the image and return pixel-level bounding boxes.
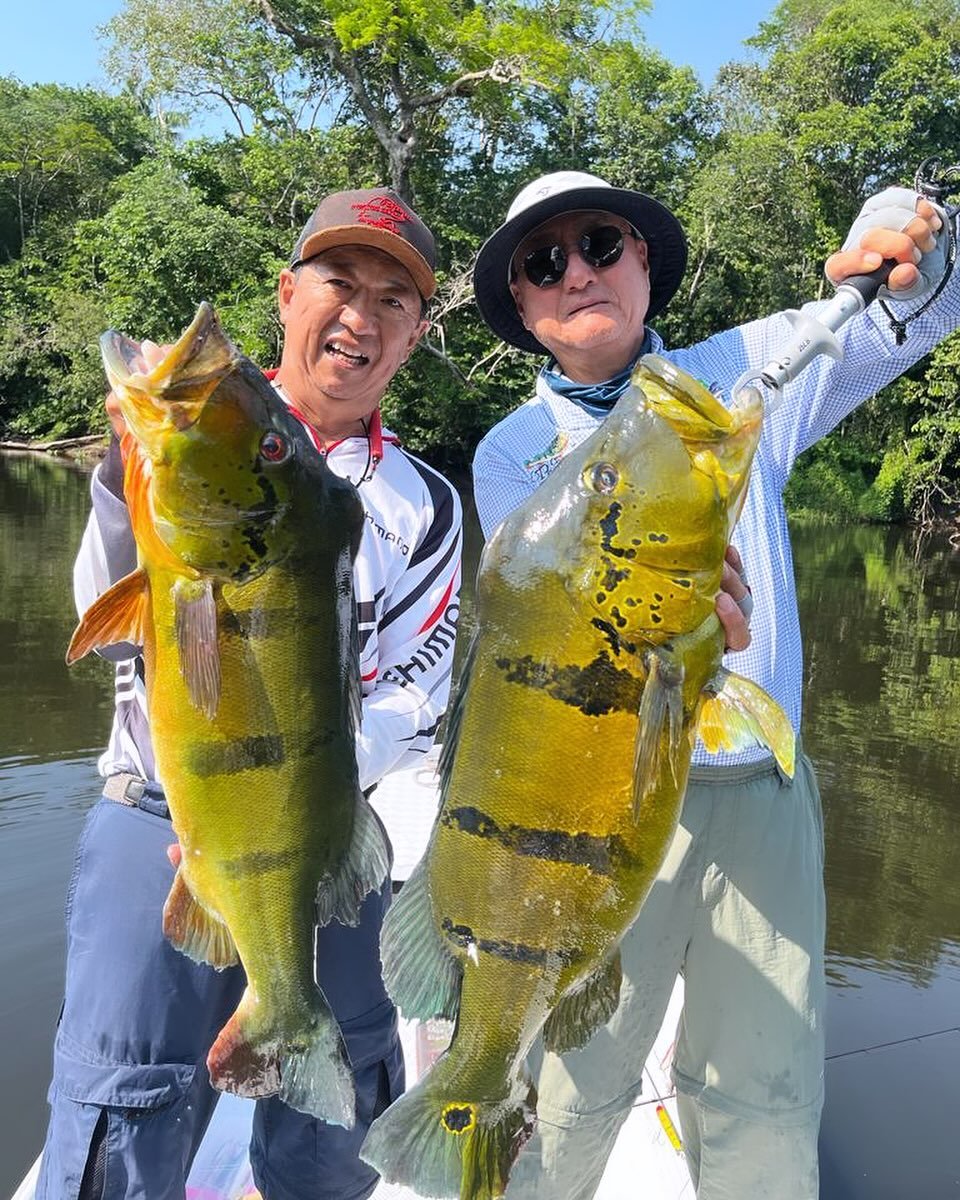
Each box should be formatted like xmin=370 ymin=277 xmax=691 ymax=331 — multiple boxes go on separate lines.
xmin=361 ymin=1068 xmax=536 ymax=1200
xmin=207 ymin=987 xmax=355 ymax=1127
xmin=278 ymin=1019 xmax=355 ymax=1129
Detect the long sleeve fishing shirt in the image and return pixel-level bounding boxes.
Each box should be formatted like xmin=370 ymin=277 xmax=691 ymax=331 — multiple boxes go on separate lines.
xmin=74 ymin=413 xmax=463 ymax=793
xmin=472 ymin=270 xmax=960 ymax=767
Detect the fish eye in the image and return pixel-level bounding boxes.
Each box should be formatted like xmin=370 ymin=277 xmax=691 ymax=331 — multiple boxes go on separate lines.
xmin=589 ymin=462 xmax=619 ymax=494
xmin=259 ymin=431 xmax=291 ymax=464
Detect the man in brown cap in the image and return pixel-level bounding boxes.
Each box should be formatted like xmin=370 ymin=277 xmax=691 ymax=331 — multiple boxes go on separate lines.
xmin=36 ymin=188 xmax=463 ymax=1200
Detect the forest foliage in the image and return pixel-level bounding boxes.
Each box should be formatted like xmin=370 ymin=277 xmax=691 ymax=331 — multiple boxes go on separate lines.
xmin=2 ymin=0 xmax=959 ymax=521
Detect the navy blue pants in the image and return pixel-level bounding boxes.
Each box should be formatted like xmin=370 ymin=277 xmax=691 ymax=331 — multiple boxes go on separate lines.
xmin=37 ymin=794 xmax=403 ymax=1200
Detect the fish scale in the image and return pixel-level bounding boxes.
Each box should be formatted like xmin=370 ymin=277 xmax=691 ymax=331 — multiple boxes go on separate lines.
xmin=363 ymin=354 xmax=795 ymax=1200
xmin=67 ymin=302 xmax=390 ymax=1124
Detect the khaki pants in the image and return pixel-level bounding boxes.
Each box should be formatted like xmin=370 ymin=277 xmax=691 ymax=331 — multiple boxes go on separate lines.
xmin=505 ymin=752 xmax=826 ymax=1200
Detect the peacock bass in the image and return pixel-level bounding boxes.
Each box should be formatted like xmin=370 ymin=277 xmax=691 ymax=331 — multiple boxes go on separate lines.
xmin=361 ymin=354 xmax=795 ymax=1198
xmin=67 ymin=302 xmax=390 ymax=1126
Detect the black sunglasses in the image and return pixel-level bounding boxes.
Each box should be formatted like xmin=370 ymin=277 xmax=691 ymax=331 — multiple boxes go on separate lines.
xmin=518 ymin=224 xmax=637 ymax=288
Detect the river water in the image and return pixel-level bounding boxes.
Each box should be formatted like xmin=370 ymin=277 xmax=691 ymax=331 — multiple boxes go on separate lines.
xmin=1 ymin=451 xmax=959 ymax=1197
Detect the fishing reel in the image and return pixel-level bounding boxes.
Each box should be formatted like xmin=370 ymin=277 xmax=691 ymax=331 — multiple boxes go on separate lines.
xmin=915 ymin=156 xmax=960 ymax=216
xmin=732 ymin=155 xmax=960 ymax=413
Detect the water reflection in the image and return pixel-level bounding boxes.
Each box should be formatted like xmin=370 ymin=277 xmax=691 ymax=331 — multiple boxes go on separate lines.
xmin=793 ymin=523 xmax=960 ymax=992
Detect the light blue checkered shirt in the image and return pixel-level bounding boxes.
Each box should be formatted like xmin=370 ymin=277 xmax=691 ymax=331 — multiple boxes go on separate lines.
xmin=473 ymin=273 xmax=960 ymax=765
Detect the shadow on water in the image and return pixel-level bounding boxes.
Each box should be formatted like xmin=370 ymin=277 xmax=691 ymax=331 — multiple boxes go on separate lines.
xmin=2 ymin=454 xmax=960 ymax=1196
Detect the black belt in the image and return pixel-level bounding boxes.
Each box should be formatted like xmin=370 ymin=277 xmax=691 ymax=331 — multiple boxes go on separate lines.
xmin=102 ymin=773 xmax=170 ymax=820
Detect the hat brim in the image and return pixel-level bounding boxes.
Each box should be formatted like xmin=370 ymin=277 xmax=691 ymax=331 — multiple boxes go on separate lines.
xmin=473 ymin=187 xmax=687 ymax=354
xmin=294 ymin=225 xmax=436 ymax=301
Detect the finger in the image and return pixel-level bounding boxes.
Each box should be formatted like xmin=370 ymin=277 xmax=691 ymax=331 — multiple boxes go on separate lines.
xmin=716 ymin=591 xmax=751 ymax=653
xmin=140 ymin=339 xmax=167 ymax=371
xmin=724 ymin=544 xmax=744 ymax=575
xmin=901 ymin=214 xmax=938 ymax=254
xmin=859 ymin=227 xmax=922 ymax=264
xmin=915 ymin=198 xmax=943 ymax=230
xmin=105 ymin=390 xmax=127 ymax=438
xmin=167 ymin=842 xmax=182 ymax=869
xmin=825 ymin=245 xmax=921 ymax=288
xmin=721 ymin=559 xmax=748 ymax=604
xmin=885 ymin=261 xmax=921 ymax=292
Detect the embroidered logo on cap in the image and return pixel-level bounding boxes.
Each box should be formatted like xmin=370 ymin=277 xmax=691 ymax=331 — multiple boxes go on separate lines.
xmin=352 ymin=195 xmax=410 ymax=234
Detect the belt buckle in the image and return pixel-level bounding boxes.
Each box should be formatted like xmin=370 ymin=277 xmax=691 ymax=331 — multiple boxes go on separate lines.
xmin=124 ymin=777 xmax=146 ymax=804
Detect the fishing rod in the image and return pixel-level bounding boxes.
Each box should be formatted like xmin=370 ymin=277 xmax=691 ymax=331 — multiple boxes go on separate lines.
xmin=733 ymin=157 xmax=960 ymax=412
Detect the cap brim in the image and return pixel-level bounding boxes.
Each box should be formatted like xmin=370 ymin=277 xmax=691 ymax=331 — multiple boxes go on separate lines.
xmin=473 ymin=187 xmax=687 ymax=354
xmin=295 ymin=224 xmax=436 ymax=300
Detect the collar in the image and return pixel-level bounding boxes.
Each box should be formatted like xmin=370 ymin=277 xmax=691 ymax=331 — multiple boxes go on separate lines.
xmin=263 ymin=367 xmax=396 ymax=475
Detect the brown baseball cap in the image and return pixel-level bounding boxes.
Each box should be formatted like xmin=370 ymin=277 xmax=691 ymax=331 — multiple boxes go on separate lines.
xmin=289 ymin=187 xmax=437 ymax=300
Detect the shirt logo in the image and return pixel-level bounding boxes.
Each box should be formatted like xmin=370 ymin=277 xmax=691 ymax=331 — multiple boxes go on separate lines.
xmin=523 ymin=432 xmax=569 ymax=480
xmin=352 ymin=196 xmax=410 ymax=234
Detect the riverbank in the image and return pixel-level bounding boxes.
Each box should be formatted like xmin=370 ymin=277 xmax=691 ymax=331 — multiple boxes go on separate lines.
xmin=0 ymin=434 xmax=108 ymax=461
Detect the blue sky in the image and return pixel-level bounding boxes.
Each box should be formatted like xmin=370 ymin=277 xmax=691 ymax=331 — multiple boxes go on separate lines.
xmin=2 ymin=1 xmax=775 ymax=93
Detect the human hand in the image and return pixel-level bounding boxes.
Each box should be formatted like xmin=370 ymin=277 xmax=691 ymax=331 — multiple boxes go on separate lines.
xmin=105 ymin=338 xmax=167 ymax=437
xmin=824 ymin=188 xmax=946 ymax=300
xmin=716 ymin=545 xmax=752 ymax=653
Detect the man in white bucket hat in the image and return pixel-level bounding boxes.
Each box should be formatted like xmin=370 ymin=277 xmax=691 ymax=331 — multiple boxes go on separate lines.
xmin=471 ymin=169 xmax=954 ymax=1199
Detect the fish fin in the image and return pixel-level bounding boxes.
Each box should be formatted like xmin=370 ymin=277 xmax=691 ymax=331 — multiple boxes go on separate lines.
xmin=438 ymin=631 xmax=478 ymax=799
xmin=207 ymin=987 xmax=356 ymax=1127
xmin=162 ymin=867 xmax=239 ymax=968
xmin=316 ymin=796 xmax=391 ymax=928
xmin=279 ymin=1019 xmax=356 ymax=1128
xmin=341 ymin=544 xmax=364 ymax=737
xmin=174 ymin=577 xmax=221 ymax=719
xmin=380 ymin=855 xmax=462 ymax=1021
xmin=698 ymin=668 xmax=796 ymax=778
xmin=632 ymin=649 xmax=684 ymax=819
xmin=361 ymin=1065 xmax=536 ymax=1200
xmin=66 ymin=568 xmax=149 ymax=663
xmin=542 ymin=951 xmax=622 ymax=1054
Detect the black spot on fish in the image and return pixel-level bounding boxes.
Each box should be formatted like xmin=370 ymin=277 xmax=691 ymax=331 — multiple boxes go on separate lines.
xmin=648 ymin=532 xmax=669 ymax=543
xmin=443 ymin=1107 xmax=474 ymax=1133
xmin=596 ymin=592 xmax=606 ymax=604
xmin=674 ymin=577 xmax=693 ymax=589
xmin=591 ymin=618 xmax=638 ymax=658
xmin=654 ymin=592 xmax=663 ymax=602
xmin=243 ymin=525 xmax=269 ymax=558
xmin=219 ymin=607 xmax=294 ymax=640
xmin=601 ymin=562 xmax=631 ymax=591
xmin=442 ymin=806 xmax=629 ymax=876
xmin=255 ymin=473 xmax=278 ymax=504
xmin=609 ymin=606 xmax=627 ymax=629
xmin=651 ymin=613 xmax=663 ymax=624
xmin=220 ymin=846 xmax=300 ymax=880
xmin=598 ymin=502 xmax=628 ymax=559
xmin=440 ymin=918 xmax=581 ymax=968
xmin=494 ymin=651 xmax=642 ymax=715
xmin=188 ymin=734 xmax=285 ymax=777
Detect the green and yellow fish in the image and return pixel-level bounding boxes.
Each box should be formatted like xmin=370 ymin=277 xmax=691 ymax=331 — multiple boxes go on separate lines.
xmin=67 ymin=302 xmax=390 ymax=1125
xmin=361 ymin=354 xmax=794 ymax=1198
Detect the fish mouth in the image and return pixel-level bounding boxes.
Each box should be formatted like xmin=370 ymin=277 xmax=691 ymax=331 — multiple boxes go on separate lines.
xmin=636 ymin=354 xmax=763 ymax=444
xmin=100 ymin=302 xmax=238 ymax=436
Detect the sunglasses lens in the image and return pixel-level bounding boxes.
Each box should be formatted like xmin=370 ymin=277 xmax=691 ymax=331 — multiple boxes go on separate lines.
xmin=520 ymin=225 xmax=630 ymax=288
xmin=523 ymin=244 xmax=567 ymax=288
xmin=582 ymin=225 xmax=625 ymax=267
